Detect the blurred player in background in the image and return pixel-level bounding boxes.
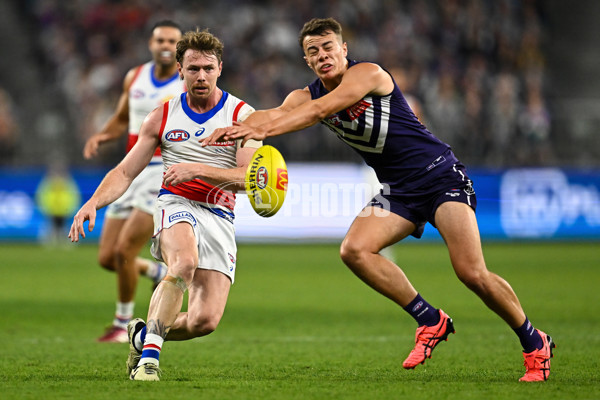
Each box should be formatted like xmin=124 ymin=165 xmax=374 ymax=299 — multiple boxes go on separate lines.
xmin=204 ymin=17 xmax=555 ymax=382
xmin=36 ymin=160 xmax=81 ymax=246
xmin=70 ymin=29 xmax=260 ymax=381
xmin=82 ymin=20 xmax=183 ymax=343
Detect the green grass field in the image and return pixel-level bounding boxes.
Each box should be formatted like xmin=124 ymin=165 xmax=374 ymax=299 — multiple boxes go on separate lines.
xmin=0 ymin=242 xmax=599 ymax=399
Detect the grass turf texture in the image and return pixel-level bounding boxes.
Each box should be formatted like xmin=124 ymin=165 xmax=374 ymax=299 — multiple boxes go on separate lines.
xmin=0 ymin=242 xmax=598 ymax=399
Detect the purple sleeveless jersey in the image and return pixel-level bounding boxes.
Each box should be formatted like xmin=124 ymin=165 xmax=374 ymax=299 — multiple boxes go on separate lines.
xmin=308 ymin=59 xmax=464 ymax=197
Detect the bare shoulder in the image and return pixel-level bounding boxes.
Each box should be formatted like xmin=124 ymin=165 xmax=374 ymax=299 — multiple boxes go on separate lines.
xmin=145 ymin=104 xmax=166 ymax=125
xmin=346 ymin=61 xmax=385 ymax=76
xmin=139 ymin=104 xmax=166 ymax=137
xmin=343 ymin=62 xmax=394 ymax=96
xmin=280 ymin=88 xmax=312 ymax=111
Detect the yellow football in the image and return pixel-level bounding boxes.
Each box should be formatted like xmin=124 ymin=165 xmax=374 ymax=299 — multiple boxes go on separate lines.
xmin=245 ymin=145 xmax=288 ymax=217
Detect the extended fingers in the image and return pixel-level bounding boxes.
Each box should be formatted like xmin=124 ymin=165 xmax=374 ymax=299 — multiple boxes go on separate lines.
xmin=69 ymin=216 xmax=84 ymax=242
xmin=201 ymin=126 xmax=238 ymax=146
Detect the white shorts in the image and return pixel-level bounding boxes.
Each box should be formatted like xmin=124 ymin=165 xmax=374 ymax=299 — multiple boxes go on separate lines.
xmin=151 ymin=194 xmax=237 ymax=283
xmin=105 ymin=162 xmax=163 ymax=218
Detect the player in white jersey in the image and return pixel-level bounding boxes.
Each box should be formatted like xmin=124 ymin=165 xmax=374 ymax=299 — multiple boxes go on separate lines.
xmin=69 ymin=29 xmax=261 ymax=382
xmin=82 ymin=21 xmax=183 ymax=343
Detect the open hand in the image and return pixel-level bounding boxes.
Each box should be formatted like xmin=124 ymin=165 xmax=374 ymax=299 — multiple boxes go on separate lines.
xmin=68 ymin=202 xmax=97 ymax=242
xmin=201 ymin=121 xmax=267 ymax=147
xmin=163 ymin=163 xmax=200 ymax=187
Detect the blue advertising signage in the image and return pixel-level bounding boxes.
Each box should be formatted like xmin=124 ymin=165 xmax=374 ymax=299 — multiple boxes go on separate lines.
xmin=0 ymin=166 xmax=598 ymax=242
xmin=0 ymin=168 xmax=106 ymax=241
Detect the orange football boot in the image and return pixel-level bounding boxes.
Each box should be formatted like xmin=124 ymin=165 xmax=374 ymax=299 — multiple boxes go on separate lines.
xmin=402 ymin=309 xmax=455 ymax=369
xmin=519 ymin=329 xmax=555 ymax=382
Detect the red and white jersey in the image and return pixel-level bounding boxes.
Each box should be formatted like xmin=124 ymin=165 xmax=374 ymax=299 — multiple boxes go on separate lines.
xmin=158 ymin=91 xmax=258 ymax=210
xmin=128 ymin=61 xmax=184 ymax=162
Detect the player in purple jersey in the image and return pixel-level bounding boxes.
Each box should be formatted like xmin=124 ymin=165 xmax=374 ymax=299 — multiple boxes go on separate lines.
xmin=203 ymin=17 xmax=554 ymax=382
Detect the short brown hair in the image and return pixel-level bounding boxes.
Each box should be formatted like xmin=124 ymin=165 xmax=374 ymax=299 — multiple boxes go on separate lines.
xmin=298 ymin=18 xmax=343 ymax=48
xmin=176 ymin=29 xmax=224 ymax=65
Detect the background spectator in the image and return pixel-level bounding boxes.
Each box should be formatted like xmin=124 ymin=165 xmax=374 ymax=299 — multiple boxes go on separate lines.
xmin=0 ymin=88 xmax=20 ymax=164
xmin=5 ymin=0 xmax=594 ymax=168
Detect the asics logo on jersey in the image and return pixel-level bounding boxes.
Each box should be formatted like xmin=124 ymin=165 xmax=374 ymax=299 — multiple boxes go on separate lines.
xmin=165 ymin=129 xmax=190 ymax=142
xmin=194 ymin=128 xmax=205 ymax=137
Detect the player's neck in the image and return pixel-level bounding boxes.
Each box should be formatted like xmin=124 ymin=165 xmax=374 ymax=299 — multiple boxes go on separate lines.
xmin=321 ymin=75 xmax=343 ymax=92
xmin=186 ymin=88 xmax=222 ymax=114
xmin=154 ymin=64 xmax=177 ymax=80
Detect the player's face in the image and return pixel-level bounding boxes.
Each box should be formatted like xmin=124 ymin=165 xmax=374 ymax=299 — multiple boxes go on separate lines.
xmin=149 ymin=27 xmax=182 ymax=67
xmin=303 ymin=31 xmax=348 ymax=83
xmin=179 ymin=49 xmax=222 ymax=100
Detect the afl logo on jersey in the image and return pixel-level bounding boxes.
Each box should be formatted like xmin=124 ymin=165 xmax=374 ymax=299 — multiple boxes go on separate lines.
xmin=165 ymin=129 xmax=190 ymax=142
xmin=256 ymin=166 xmax=268 ymax=189
xmin=327 ymin=115 xmax=342 ymax=126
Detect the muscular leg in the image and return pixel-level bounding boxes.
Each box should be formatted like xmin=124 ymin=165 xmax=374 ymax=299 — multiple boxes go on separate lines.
xmin=340 ymin=206 xmax=419 ymax=307
xmin=145 ymin=222 xmax=198 ymax=338
xmin=435 ymin=202 xmax=526 ymax=328
xmin=114 ymin=208 xmax=155 ymax=303
xmin=167 ymin=269 xmax=231 ymax=341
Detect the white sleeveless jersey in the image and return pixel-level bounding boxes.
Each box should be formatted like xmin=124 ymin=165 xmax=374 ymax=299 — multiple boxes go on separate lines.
xmin=158 ymin=91 xmax=257 ymax=210
xmin=128 ymin=61 xmax=184 ymax=162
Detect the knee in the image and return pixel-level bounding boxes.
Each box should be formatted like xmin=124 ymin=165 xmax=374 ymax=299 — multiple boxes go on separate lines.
xmin=340 ymin=239 xmax=368 ymax=269
xmin=97 ymin=251 xmax=116 ymax=272
xmin=168 ymin=256 xmax=197 ymax=283
xmin=187 ymin=312 xmax=222 ymax=337
xmin=455 ymin=267 xmax=488 ymax=294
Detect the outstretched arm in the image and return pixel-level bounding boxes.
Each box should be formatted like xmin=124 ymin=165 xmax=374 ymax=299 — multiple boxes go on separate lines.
xmin=201 ymin=88 xmax=311 ymax=146
xmin=202 ymin=62 xmax=393 ymax=146
xmin=69 ymin=106 xmax=162 ymax=242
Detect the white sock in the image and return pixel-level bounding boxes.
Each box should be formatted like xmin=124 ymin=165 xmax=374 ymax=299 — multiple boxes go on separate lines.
xmin=113 ymin=301 xmax=134 ymax=329
xmin=144 ymin=260 xmax=167 ymax=282
xmin=139 ymin=333 xmax=164 ymax=367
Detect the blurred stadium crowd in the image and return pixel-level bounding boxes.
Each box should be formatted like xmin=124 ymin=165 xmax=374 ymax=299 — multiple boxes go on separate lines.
xmin=0 ymin=0 xmax=562 ymax=167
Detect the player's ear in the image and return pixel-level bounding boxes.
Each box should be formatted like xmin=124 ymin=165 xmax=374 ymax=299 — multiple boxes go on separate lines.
xmin=177 ymin=62 xmax=184 ymax=80
xmin=342 ymin=42 xmax=348 ymax=57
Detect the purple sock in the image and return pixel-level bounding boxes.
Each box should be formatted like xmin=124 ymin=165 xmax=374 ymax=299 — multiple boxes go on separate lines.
xmin=403 ymin=294 xmax=440 ymax=326
xmin=514 ymin=317 xmax=543 ymax=353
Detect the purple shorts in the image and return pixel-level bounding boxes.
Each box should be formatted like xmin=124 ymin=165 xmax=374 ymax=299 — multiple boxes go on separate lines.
xmin=367 ymin=165 xmax=477 ymax=238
